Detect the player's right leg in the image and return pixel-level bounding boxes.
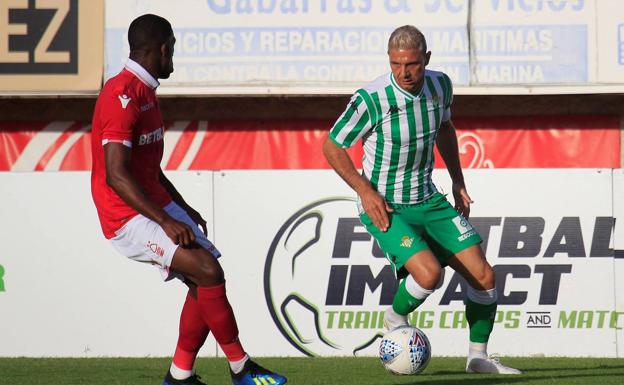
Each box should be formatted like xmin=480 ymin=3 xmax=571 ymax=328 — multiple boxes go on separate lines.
xmin=422 ymin=195 xmax=520 ymax=375
xmin=360 ymin=210 xmax=440 ymax=331
xmin=163 ymin=284 xmax=210 ymax=385
xmin=384 ymin=249 xmax=440 ymax=330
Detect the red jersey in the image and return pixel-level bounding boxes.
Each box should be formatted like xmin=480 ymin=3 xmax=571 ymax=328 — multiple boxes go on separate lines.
xmin=91 ymin=60 xmax=171 ymax=239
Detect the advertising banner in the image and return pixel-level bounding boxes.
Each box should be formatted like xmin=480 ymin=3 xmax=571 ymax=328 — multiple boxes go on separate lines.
xmin=104 ymin=0 xmax=469 ymax=91
xmin=613 ymin=169 xmax=624 ymax=355
xmin=0 ymin=169 xmax=622 ymax=357
xmin=470 ymin=0 xmax=595 ymax=84
xmin=596 ymin=0 xmax=624 ymax=83
xmin=103 ymin=0 xmax=624 ymax=93
xmin=0 ymin=116 xmax=620 ymax=171
xmin=0 ymin=0 xmax=104 ymax=92
xmin=215 ymin=169 xmax=622 ymax=357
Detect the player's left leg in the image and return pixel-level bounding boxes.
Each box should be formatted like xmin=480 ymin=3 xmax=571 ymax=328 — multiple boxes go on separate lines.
xmin=422 ymin=194 xmax=520 ymax=374
xmin=448 ymin=246 xmax=521 ymax=375
xmin=168 ymin=203 xmax=287 ymax=385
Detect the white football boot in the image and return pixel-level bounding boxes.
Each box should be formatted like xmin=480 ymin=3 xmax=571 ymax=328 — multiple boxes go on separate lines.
xmin=383 ymin=306 xmax=408 ymax=331
xmin=466 ymin=354 xmax=522 ymax=374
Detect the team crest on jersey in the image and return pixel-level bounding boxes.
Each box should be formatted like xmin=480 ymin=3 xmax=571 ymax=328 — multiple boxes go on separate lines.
xmin=431 ymin=95 xmax=440 ymax=109
xmin=118 ymin=94 xmax=132 ymax=109
xmin=400 ymin=236 xmax=414 ymax=248
xmin=147 ymin=241 xmax=164 ymax=257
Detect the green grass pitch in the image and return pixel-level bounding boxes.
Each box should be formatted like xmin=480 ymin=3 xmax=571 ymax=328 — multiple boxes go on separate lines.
xmin=0 ymin=357 xmax=622 ymax=385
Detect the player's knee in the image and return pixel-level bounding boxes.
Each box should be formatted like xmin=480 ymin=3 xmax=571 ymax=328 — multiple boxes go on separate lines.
xmin=194 ymin=255 xmax=224 ymax=286
xmin=412 ymin=265 xmax=441 ymax=290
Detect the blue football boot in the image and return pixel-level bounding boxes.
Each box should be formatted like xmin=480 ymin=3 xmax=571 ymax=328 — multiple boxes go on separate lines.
xmin=230 ymin=360 xmax=287 ymax=385
xmin=163 ymin=370 xmax=208 ymax=385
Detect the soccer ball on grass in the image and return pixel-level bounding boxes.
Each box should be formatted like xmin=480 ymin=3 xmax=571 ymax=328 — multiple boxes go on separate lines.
xmin=379 ymin=326 xmax=431 ymax=375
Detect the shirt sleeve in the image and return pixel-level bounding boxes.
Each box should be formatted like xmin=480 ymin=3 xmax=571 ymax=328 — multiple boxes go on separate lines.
xmin=328 ymin=91 xmax=373 ymax=148
xmin=99 ymin=90 xmax=140 ymax=147
xmin=441 ymin=73 xmax=453 ymax=122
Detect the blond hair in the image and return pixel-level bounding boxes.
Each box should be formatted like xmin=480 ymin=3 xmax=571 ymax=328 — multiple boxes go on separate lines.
xmin=387 ymin=25 xmax=427 ymax=53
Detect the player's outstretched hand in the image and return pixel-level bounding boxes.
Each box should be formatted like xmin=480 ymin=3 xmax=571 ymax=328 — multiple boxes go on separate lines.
xmin=161 ymin=216 xmax=196 ymax=246
xmin=186 ymin=206 xmax=208 ymax=236
xmin=360 ymin=187 xmax=393 ymax=232
xmin=453 ymin=182 xmax=474 ymax=219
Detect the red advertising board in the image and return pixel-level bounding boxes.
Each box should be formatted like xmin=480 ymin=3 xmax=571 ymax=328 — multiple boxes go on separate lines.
xmin=0 ymin=116 xmax=619 ymax=171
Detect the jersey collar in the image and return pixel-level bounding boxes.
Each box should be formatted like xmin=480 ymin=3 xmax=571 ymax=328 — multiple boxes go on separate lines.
xmin=125 ymin=59 xmax=160 ymax=90
xmin=390 ymin=73 xmax=424 ymax=100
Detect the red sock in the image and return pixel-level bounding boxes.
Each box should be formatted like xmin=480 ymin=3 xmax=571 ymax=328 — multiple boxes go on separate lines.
xmin=173 ymin=293 xmax=210 ymax=371
xmin=196 ymin=283 xmax=247 ymax=361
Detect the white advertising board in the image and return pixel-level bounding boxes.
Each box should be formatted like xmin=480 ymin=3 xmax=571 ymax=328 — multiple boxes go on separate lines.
xmin=470 ymin=0 xmax=596 ymax=85
xmin=103 ymin=0 xmax=624 ymax=94
xmin=0 ymin=172 xmax=217 ymax=357
xmin=613 ymin=169 xmax=624 ymax=355
xmin=104 ymin=0 xmax=469 ymax=92
xmin=596 ymin=0 xmax=624 ymax=83
xmin=0 ymin=169 xmax=622 ymax=357
xmin=215 ymin=169 xmax=622 ymax=357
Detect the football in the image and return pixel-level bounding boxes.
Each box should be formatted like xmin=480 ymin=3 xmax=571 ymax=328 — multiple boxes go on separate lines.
xmin=379 ymin=326 xmax=431 ymax=375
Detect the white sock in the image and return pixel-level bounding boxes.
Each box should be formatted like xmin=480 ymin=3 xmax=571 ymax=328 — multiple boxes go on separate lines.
xmin=170 ymin=362 xmax=193 ymax=380
xmin=405 ymin=275 xmax=434 ymax=300
xmin=384 ymin=306 xmax=407 ymax=324
xmin=468 ymin=342 xmax=488 ymax=359
xmin=229 ymin=354 xmax=250 ymax=374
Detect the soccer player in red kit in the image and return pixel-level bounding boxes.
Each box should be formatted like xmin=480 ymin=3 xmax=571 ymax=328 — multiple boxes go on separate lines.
xmin=90 ymin=14 xmax=287 ymax=385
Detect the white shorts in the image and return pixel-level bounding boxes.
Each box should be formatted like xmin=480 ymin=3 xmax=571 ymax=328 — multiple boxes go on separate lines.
xmin=110 ymin=201 xmax=221 ymax=281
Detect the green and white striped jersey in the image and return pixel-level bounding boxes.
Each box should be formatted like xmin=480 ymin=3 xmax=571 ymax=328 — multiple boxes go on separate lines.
xmin=329 ymin=69 xmax=453 ymax=205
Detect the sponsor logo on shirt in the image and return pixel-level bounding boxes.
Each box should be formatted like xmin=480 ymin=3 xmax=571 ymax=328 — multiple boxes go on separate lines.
xmin=138 ymin=127 xmax=164 ymax=145
xmin=140 ymin=102 xmax=155 ymax=112
xmin=118 ymin=94 xmax=131 ymax=109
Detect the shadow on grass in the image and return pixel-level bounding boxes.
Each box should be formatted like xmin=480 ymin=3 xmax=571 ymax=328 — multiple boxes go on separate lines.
xmin=430 ymin=363 xmax=624 ymax=376
xmin=515 ymin=364 xmax=624 ymax=373
xmin=391 ymin=366 xmax=624 ymax=385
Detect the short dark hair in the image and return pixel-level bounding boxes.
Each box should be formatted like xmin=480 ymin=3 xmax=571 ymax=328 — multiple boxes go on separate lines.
xmin=128 ymin=14 xmax=173 ymax=52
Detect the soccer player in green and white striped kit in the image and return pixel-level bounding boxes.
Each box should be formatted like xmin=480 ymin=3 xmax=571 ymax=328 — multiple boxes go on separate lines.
xmin=323 ymin=25 xmax=520 ymax=375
